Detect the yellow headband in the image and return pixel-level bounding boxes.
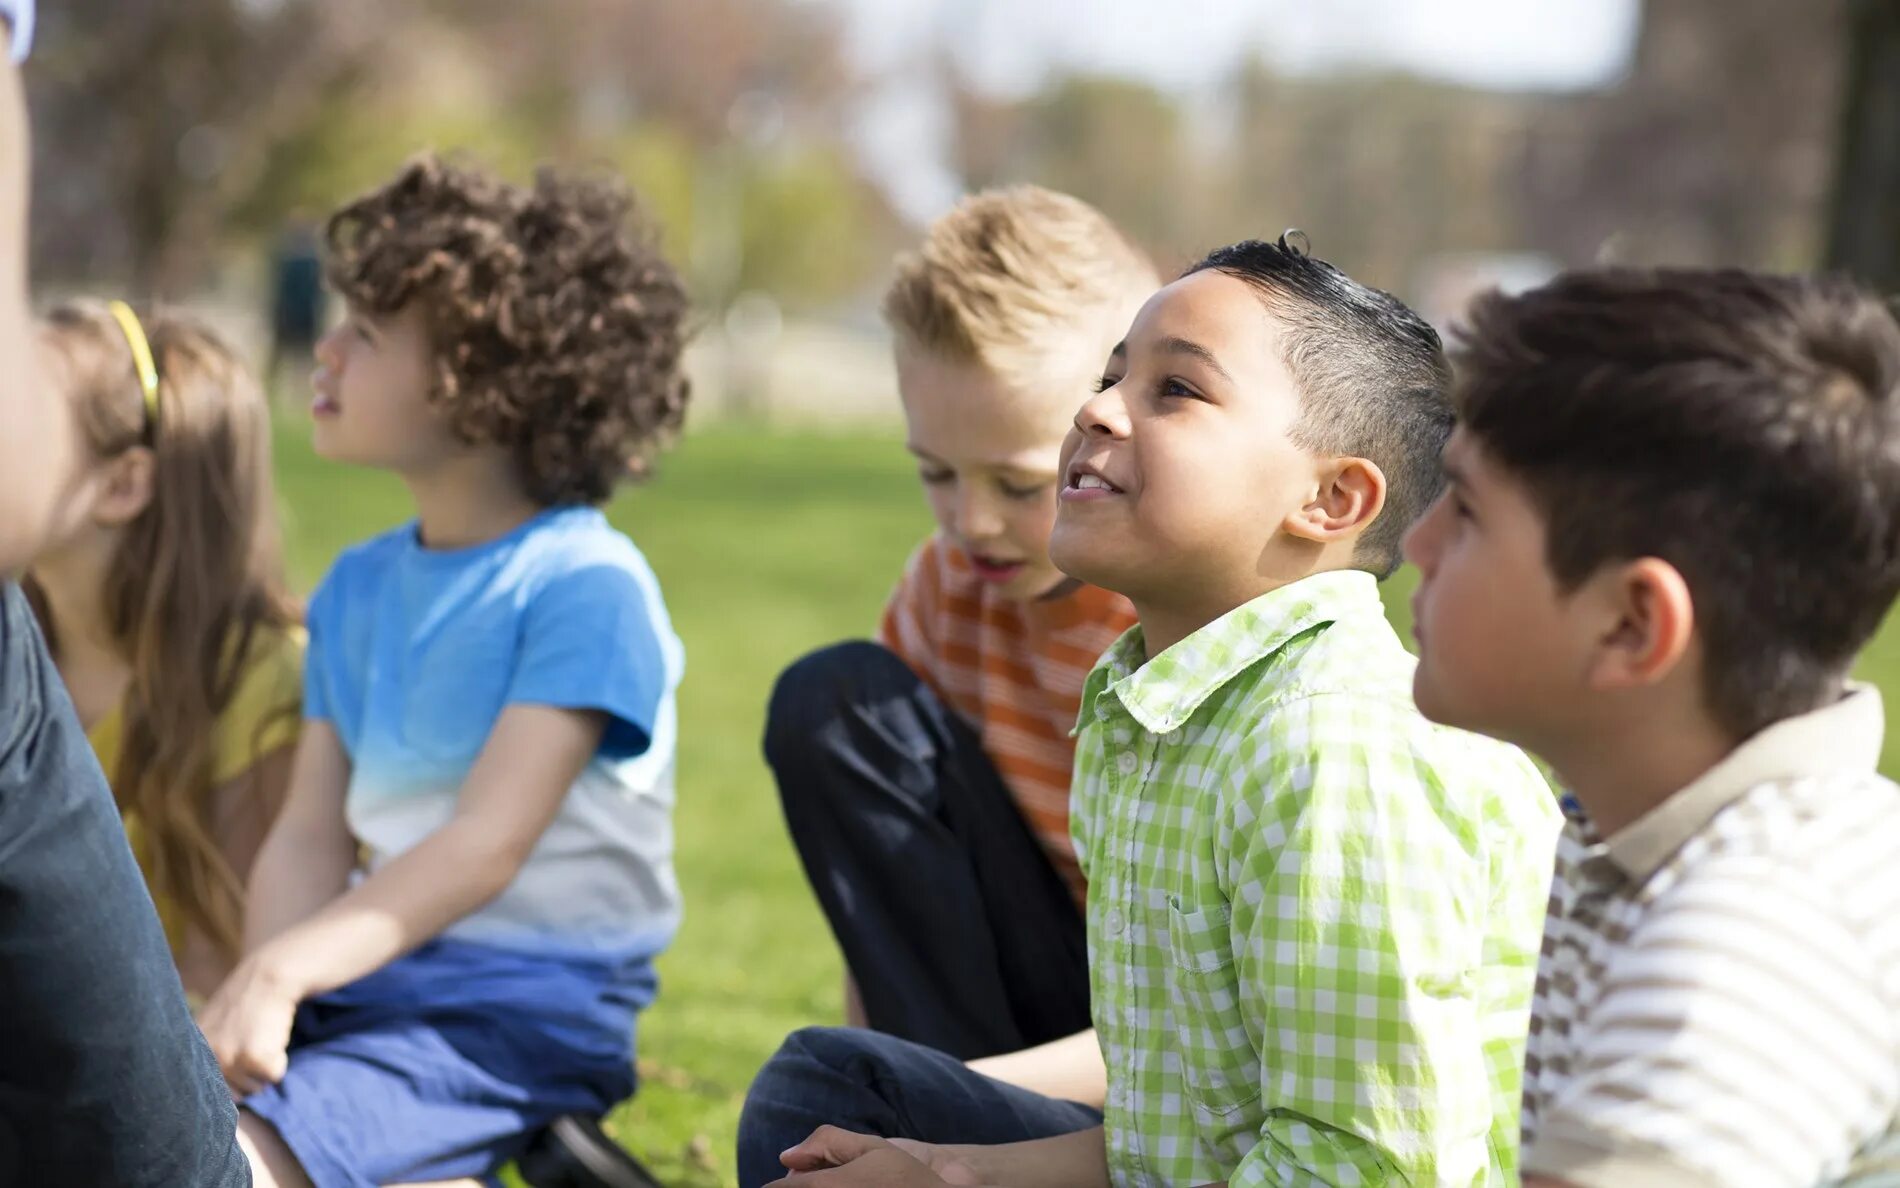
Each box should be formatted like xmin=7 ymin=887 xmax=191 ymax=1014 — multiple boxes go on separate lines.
xmin=106 ymin=300 xmax=161 ymax=434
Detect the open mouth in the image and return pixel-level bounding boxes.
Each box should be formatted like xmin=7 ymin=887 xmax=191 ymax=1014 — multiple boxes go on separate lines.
xmin=969 ymin=553 xmax=1027 ymax=583
xmin=1061 ymin=460 xmax=1124 ymax=502
xmin=311 ymin=393 xmax=341 ymax=418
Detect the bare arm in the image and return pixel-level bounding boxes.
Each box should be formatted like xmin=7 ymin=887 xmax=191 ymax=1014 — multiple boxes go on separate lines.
xmin=246 ymin=703 xmax=602 ymax=997
xmin=173 ymin=744 xmax=297 ymax=1000
xmin=0 ymin=20 xmax=63 ymax=576
xmin=782 ymin=1125 xmax=1111 ymax=1188
xmin=241 ymin=722 xmax=357 ymax=950
xmin=201 ymin=704 xmax=604 ymax=1094
xmin=966 ymin=1029 xmax=1107 ymax=1109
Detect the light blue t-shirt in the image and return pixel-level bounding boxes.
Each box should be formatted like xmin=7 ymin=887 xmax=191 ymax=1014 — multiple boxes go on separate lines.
xmin=305 ymin=506 xmax=683 ymax=963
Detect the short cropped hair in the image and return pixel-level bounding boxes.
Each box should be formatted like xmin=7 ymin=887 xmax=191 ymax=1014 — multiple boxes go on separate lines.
xmin=1454 ymin=267 xmax=1900 ymax=739
xmin=1188 ymin=235 xmax=1454 ymax=577
xmin=882 ymin=185 xmax=1157 ymax=388
xmin=324 ymin=153 xmax=690 ymax=507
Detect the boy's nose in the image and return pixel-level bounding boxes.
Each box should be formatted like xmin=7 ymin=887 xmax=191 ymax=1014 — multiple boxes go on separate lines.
xmin=1074 ymin=381 xmax=1129 ymax=438
xmin=1401 ymin=498 xmax=1442 ymax=572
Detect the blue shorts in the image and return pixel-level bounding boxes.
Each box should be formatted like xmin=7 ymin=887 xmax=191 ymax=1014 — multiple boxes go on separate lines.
xmin=244 ymin=937 xmax=658 ymax=1188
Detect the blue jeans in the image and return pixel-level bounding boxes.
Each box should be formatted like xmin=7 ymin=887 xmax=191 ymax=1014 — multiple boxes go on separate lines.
xmin=0 ymin=585 xmax=246 ymax=1185
xmin=737 ymin=1026 xmax=1101 ymax=1188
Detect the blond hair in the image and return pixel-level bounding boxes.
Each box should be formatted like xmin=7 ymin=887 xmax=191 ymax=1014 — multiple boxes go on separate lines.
xmin=25 ymin=300 xmax=299 ymax=960
xmin=882 ymin=186 xmax=1157 ymax=387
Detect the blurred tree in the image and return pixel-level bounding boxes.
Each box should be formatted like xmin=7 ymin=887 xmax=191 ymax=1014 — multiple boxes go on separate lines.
xmin=26 ymin=0 xmax=899 ymax=311
xmin=948 ymin=71 xmax=1191 ymax=259
xmin=1827 ymin=0 xmax=1900 ymax=294
xmin=1519 ymin=0 xmax=1846 ymax=271
xmin=27 ymin=0 xmax=380 ymax=294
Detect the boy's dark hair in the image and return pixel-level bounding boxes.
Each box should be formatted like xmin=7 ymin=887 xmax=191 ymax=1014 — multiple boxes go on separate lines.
xmin=324 ymin=153 xmax=690 ymax=506
xmin=1187 ymin=235 xmax=1453 ymax=578
xmin=1455 ymin=267 xmax=1900 ymax=740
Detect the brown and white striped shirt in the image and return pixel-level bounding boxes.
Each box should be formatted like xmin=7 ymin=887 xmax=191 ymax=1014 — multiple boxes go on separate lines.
xmin=1522 ymin=686 xmax=1900 ymax=1188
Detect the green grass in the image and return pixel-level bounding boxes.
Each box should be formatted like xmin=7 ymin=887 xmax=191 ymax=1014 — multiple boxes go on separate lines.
xmin=272 ymin=421 xmax=1900 ymax=1186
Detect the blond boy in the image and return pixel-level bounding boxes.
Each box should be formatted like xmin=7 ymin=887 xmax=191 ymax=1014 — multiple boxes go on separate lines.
xmin=742 ymin=188 xmax=1155 ymax=1186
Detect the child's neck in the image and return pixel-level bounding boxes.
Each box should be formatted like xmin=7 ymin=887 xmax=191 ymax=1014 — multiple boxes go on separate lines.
xmin=1133 ymin=559 xmax=1353 ymax=662
xmin=404 ymin=451 xmax=543 ymax=551
xmin=1542 ymin=700 xmax=1739 ymax=838
xmin=30 ymin=543 xmax=131 ymax=724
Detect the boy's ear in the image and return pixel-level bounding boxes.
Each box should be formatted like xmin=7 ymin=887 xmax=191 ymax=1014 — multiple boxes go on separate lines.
xmin=1284 ymin=456 xmax=1387 ymax=545
xmin=1583 ymin=557 xmax=1697 ymax=692
xmin=90 ymin=446 xmax=156 ymax=528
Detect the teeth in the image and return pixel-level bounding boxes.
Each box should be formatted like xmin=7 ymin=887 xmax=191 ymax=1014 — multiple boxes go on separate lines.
xmin=1076 ymin=473 xmax=1112 ymax=491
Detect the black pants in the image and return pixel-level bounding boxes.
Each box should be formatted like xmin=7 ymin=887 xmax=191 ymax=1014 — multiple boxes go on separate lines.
xmin=764 ymin=641 xmax=1091 ymax=1061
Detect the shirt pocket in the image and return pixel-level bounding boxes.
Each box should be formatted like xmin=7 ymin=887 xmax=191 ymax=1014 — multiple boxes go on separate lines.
xmin=1165 ymin=895 xmax=1262 ymax=1122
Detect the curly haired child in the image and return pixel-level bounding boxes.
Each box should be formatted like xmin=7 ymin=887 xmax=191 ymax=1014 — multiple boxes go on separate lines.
xmin=197 ymin=153 xmax=690 ymax=1188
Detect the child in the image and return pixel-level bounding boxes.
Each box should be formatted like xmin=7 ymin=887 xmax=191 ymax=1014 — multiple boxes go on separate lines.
xmin=750 ymin=186 xmax=1151 ymax=1152
xmin=1403 ymin=268 xmax=1900 ymax=1188
xmin=25 ymin=300 xmax=304 ymax=1002
xmin=0 ymin=5 xmax=251 ymax=1182
xmin=196 ymin=154 xmax=690 ymax=1188
xmin=768 ymin=237 xmax=1560 ymax=1187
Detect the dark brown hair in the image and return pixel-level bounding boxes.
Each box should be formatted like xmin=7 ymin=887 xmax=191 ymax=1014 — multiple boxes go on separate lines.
xmin=26 ymin=300 xmax=301 ymax=959
xmin=1188 ymin=236 xmax=1453 ymax=578
xmin=324 ymin=153 xmax=691 ymax=506
xmin=1454 ymin=267 xmax=1900 ymax=740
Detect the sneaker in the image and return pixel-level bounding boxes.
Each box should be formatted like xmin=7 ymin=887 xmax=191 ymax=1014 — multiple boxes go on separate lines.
xmin=516 ymin=1115 xmax=665 ymax=1188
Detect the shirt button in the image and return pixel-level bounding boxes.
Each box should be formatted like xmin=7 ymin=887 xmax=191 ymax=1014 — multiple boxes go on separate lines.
xmin=1105 ymin=908 xmax=1125 ymax=936
xmin=1096 ymin=703 xmax=1112 ymax=721
xmin=1116 ymin=751 xmax=1138 ymax=775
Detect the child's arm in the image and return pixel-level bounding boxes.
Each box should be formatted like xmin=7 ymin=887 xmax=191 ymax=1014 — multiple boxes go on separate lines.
xmin=965 ymin=1029 xmax=1107 ymax=1108
xmin=779 ymin=1125 xmax=1111 ymax=1188
xmin=202 ymin=704 xmax=603 ymax=1093
xmin=240 ymin=721 xmax=356 ymax=950
xmin=174 ymin=744 xmax=297 ymax=999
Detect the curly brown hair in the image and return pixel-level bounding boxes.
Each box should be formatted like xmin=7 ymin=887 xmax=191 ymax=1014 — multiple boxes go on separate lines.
xmin=324 ymin=153 xmax=691 ymax=506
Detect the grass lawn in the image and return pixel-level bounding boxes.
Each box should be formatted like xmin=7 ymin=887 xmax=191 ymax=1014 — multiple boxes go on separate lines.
xmin=272 ymin=420 xmax=1900 ymax=1186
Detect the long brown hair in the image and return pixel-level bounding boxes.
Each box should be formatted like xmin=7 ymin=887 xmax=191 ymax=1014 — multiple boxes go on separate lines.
xmin=25 ymin=300 xmax=300 ymax=959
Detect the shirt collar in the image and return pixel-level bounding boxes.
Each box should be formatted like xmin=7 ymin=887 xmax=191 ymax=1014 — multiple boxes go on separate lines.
xmin=1085 ymin=569 xmax=1386 ymax=736
xmin=1603 ymin=683 xmax=1885 ymax=882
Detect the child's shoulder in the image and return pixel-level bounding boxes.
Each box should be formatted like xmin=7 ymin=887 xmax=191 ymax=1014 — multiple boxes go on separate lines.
xmin=321 ymin=520 xmax=419 ymax=586
xmin=504 ymin=506 xmax=661 ymax=595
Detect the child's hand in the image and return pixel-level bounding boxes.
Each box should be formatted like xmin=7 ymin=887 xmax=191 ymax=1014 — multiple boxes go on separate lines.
xmin=196 ymin=954 xmax=302 ymax=1098
xmin=774 ymin=1128 xmax=985 ymax=1185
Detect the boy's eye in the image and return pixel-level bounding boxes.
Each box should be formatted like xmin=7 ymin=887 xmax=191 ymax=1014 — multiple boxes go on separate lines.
xmin=919 ymin=468 xmax=954 ymax=486
xmin=1161 ymin=377 xmax=1198 ymax=400
xmin=998 ymin=479 xmax=1049 ymax=501
xmin=1451 ymin=492 xmax=1475 ymax=522
xmin=1091 ymin=374 xmax=1121 ymax=394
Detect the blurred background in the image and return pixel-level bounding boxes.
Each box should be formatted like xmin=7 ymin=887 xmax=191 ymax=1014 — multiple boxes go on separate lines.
xmin=24 ymin=0 xmax=1900 ymax=418
xmin=20 ymin=2 xmax=1900 ymax=1184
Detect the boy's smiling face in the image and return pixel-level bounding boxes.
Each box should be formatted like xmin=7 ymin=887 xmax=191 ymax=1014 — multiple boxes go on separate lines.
xmin=1048 ymin=270 xmax=1331 ymax=622
xmin=897 ymin=343 xmax=1080 ymax=601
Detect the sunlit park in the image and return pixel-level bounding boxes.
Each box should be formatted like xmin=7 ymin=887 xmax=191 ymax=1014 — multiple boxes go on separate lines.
xmin=8 ymin=1 xmax=1900 ymax=1185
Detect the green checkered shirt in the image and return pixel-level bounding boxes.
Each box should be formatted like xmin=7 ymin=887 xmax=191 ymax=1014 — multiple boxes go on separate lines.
xmin=1073 ymin=570 xmax=1560 ymax=1187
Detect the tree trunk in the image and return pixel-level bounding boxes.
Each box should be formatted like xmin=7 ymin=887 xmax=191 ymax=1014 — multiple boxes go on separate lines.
xmin=1827 ymin=0 xmax=1900 ymax=294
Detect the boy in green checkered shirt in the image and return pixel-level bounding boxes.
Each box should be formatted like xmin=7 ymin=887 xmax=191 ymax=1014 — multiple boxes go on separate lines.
xmin=772 ymin=238 xmax=1559 ymax=1187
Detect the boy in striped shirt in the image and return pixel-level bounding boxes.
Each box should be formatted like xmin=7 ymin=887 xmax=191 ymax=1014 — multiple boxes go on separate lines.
xmin=1404 ymin=268 xmax=1900 ymax=1187
xmin=741 ymin=188 xmax=1155 ymax=1185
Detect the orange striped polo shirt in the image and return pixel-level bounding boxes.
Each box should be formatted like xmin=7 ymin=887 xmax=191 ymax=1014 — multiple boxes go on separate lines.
xmin=879 ymin=533 xmax=1138 ymax=903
